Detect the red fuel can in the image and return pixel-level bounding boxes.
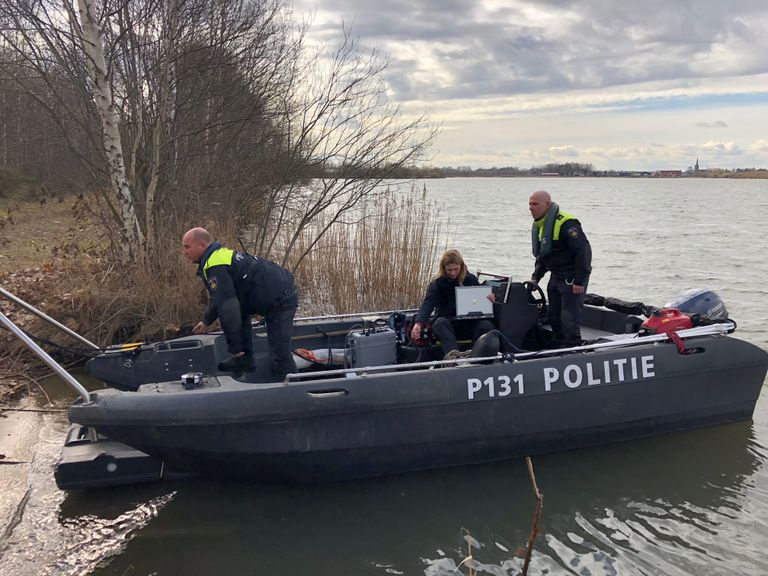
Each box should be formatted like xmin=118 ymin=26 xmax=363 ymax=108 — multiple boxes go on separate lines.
xmin=640 ymin=308 xmax=693 ymax=334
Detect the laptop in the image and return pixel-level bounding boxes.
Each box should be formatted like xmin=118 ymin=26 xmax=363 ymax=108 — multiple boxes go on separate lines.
xmin=455 ymin=286 xmax=494 ymax=318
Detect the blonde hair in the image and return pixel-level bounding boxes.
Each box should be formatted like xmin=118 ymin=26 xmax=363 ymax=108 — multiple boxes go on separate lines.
xmin=436 ymin=249 xmax=467 ymax=284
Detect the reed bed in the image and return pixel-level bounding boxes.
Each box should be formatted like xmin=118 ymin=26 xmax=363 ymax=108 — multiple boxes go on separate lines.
xmin=288 ymin=185 xmax=446 ymax=315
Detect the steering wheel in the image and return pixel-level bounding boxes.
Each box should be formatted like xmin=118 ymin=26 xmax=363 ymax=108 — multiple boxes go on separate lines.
xmin=522 ymin=281 xmax=548 ymax=318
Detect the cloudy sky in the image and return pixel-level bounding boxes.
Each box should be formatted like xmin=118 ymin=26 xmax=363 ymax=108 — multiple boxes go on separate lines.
xmin=292 ymin=0 xmax=768 ymax=170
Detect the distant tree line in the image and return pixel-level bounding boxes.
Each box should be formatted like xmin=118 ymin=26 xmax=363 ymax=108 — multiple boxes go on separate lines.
xmin=385 ymin=162 xmax=596 ymax=178
xmin=382 ymin=163 xmax=768 ymax=179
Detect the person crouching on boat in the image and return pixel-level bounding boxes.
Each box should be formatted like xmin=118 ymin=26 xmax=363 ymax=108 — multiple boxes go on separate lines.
xmin=182 ymin=227 xmax=298 ymax=378
xmin=528 ymin=190 xmax=592 ymax=347
xmin=411 ymin=249 xmax=495 ymax=360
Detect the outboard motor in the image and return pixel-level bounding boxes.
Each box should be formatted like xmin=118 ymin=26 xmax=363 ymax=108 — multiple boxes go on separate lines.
xmin=664 ymin=289 xmax=729 ymax=321
xmin=640 ymin=289 xmax=729 ymax=335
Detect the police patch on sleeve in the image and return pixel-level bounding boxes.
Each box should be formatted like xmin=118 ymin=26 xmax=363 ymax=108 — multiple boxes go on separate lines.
xmin=568 ymin=227 xmax=579 ymax=238
xmin=208 ymin=276 xmax=218 ymax=290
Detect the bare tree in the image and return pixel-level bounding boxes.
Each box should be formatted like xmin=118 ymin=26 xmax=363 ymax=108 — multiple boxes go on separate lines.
xmin=1 ymin=2 xmax=434 ymax=274
xmin=0 ymin=25 xmax=95 ymax=194
xmin=75 ymin=0 xmax=144 ymax=259
xmin=251 ymin=28 xmax=437 ymax=270
xmin=0 ymin=0 xmax=297 ymax=254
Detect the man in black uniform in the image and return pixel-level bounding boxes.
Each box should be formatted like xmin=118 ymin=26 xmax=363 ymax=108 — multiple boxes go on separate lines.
xmin=528 ymin=191 xmax=592 ymax=347
xmin=182 ymin=227 xmax=298 ymax=378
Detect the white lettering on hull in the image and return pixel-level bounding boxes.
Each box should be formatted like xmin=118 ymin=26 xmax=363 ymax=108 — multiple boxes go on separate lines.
xmin=466 ymin=354 xmax=656 ymax=400
xmin=467 ymin=374 xmax=525 ymax=399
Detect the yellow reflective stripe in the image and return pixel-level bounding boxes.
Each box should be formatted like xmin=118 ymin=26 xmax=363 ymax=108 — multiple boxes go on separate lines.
xmin=552 ymin=210 xmax=575 ymax=240
xmin=203 ymin=247 xmax=234 ymax=279
xmin=536 ymin=210 xmax=576 ymax=241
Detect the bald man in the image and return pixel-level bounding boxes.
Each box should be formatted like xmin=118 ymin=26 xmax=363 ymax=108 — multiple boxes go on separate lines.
xmin=528 ymin=191 xmax=592 ymax=347
xmin=182 ymin=228 xmax=298 ymax=378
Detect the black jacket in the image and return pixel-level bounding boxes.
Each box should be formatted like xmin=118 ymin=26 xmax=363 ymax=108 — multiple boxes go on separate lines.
xmin=197 ymin=242 xmax=295 ymax=353
xmin=532 ymin=219 xmax=592 ymax=285
xmin=416 ymin=273 xmax=480 ymax=324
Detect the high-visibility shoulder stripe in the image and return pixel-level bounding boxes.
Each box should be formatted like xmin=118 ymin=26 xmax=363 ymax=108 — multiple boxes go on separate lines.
xmin=552 ymin=210 xmax=576 ymax=240
xmin=536 ymin=210 xmax=578 ymax=241
xmin=203 ymin=247 xmax=234 ymax=279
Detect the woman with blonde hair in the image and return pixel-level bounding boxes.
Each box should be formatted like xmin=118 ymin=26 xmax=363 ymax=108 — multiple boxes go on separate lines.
xmin=411 ymin=249 xmax=495 ymax=359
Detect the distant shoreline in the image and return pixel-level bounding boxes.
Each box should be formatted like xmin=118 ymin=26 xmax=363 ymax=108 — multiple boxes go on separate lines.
xmin=390 ymin=164 xmax=768 ymax=179
xmin=407 ymin=172 xmax=768 ymax=179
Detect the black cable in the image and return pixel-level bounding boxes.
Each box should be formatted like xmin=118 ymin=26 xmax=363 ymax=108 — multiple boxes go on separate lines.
xmin=486 ymin=329 xmax=527 ymax=354
xmin=0 ymin=322 xmax=105 ymax=359
xmin=0 ymin=407 xmax=68 ymax=413
xmin=313 ymin=326 xmax=333 ymax=367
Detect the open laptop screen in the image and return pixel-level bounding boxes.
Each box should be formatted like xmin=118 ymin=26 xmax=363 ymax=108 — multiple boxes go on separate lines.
xmin=455 ymin=286 xmax=493 ymax=317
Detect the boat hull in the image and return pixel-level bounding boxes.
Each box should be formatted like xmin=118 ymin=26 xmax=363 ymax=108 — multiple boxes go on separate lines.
xmin=69 ymin=334 xmax=768 ymax=481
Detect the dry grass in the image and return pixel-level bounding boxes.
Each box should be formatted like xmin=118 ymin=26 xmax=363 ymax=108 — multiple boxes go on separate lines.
xmin=288 ymin=185 xmax=447 ymax=314
xmin=0 ymin=196 xmax=101 ymax=275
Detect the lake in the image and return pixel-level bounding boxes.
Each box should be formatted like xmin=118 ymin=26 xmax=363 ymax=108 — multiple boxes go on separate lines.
xmin=1 ymin=177 xmax=767 ymax=576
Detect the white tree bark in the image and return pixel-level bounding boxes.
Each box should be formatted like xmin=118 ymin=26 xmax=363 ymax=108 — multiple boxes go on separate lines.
xmin=76 ymin=0 xmax=144 ymax=260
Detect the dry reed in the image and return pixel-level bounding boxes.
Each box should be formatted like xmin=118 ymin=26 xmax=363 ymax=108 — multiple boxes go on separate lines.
xmin=288 ymin=185 xmax=446 ymax=315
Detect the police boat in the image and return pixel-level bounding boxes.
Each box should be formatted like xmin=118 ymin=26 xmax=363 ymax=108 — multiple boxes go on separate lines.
xmin=2 ymin=282 xmax=767 ymax=488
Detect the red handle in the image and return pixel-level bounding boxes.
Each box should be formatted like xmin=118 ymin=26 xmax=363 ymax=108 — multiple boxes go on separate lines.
xmin=660 ymin=308 xmax=682 ymax=317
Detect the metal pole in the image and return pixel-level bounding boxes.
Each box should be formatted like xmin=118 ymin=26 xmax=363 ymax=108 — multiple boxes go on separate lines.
xmin=283 ymin=322 xmax=735 ymax=382
xmin=0 ymin=311 xmax=91 ymax=403
xmin=290 ymin=308 xmax=419 ymax=323
xmin=0 ymin=286 xmax=100 ymax=351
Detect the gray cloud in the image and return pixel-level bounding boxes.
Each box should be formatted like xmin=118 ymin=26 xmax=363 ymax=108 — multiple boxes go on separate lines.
xmin=298 ymin=0 xmax=768 ymax=102
xmin=548 ymin=145 xmax=579 ymax=157
xmin=695 ymin=120 xmax=729 ymax=128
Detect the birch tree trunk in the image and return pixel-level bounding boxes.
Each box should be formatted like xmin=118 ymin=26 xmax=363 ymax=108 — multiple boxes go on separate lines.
xmin=76 ymin=0 xmax=144 ymax=260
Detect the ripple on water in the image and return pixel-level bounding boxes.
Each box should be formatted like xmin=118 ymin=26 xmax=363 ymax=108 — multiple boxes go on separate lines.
xmin=0 ymin=413 xmax=175 ymax=576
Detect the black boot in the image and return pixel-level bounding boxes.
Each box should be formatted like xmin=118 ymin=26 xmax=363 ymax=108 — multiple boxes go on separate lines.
xmin=218 ymin=354 xmax=255 ymax=372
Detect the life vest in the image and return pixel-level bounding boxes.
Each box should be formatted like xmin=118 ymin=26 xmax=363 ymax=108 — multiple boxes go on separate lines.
xmin=534 ymin=210 xmax=577 ymax=241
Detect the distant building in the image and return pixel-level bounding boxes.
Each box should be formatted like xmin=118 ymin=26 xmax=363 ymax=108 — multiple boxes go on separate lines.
xmin=540 ymin=172 xmax=560 ymax=177
xmin=695 ymin=157 xmax=700 ymax=172
xmin=654 ymin=170 xmax=683 ymax=177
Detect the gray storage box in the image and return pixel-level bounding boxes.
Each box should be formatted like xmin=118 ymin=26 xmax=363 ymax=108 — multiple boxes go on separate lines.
xmin=349 ymin=328 xmax=397 ymax=368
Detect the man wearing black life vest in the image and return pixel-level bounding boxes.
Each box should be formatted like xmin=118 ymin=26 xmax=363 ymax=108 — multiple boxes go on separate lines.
xmin=528 ymin=190 xmax=592 ymax=347
xmin=182 ymin=227 xmax=298 ymax=378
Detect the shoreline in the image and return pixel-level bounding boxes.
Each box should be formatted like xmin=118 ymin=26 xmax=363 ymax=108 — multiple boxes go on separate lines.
xmin=0 ymin=397 xmax=43 ymax=540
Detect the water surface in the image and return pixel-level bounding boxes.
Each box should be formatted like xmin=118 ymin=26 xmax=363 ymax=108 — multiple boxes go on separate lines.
xmin=2 ymin=177 xmax=767 ymax=576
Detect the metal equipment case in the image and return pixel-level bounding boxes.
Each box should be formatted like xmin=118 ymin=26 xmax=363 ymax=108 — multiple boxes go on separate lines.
xmin=348 ymin=328 xmax=397 ymax=367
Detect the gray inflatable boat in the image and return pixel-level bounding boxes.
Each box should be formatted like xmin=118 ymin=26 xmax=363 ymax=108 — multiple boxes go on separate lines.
xmin=5 ymin=281 xmax=764 ymax=488
xmin=65 ymin=284 xmax=768 ymax=483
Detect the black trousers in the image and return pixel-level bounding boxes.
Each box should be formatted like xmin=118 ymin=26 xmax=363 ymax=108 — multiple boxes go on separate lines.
xmin=264 ymin=291 xmax=299 ymax=378
xmin=238 ymin=290 xmax=298 ymax=379
xmin=546 ymin=275 xmax=587 ymax=346
xmin=433 ymin=316 xmax=496 ymax=354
